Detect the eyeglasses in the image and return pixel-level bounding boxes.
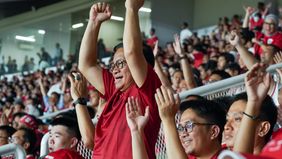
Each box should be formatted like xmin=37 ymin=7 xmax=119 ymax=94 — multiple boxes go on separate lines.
xmin=109 ymin=59 xmax=127 ymax=72
xmin=264 ymin=22 xmax=275 ymax=26
xmin=177 ymin=120 xmax=215 ymax=133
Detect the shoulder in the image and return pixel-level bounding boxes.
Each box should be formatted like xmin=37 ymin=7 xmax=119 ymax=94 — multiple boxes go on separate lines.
xmin=45 ymin=149 xmax=83 ymax=159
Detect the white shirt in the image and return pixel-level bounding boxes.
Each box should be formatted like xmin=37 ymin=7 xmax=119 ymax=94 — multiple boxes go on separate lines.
xmin=180 ymin=28 xmax=193 ymax=44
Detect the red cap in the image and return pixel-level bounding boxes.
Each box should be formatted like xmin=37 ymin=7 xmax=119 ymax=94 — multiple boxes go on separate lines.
xmin=19 ymin=115 xmax=38 ymax=130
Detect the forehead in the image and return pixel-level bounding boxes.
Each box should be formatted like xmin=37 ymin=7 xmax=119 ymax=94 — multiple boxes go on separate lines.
xmin=113 ymin=48 xmax=125 ymax=61
xmin=173 ymin=71 xmax=182 ymax=77
xmin=0 ymin=130 xmax=7 ymax=136
xmin=209 ymin=74 xmax=221 ymax=81
xmin=51 ymin=125 xmax=68 ymax=134
xmin=180 ymin=109 xmax=205 ymax=123
xmin=228 ymin=100 xmax=246 ymax=113
xmin=13 ymin=130 xmax=24 ymax=137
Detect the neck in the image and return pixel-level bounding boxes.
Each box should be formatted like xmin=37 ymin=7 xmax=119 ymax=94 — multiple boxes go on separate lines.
xmin=196 ymin=142 xmax=221 ymax=159
xmin=253 ymin=139 xmax=266 ymax=155
xmin=120 ymin=80 xmax=134 ymax=92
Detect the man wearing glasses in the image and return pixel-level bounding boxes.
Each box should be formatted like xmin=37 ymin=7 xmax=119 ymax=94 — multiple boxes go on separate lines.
xmin=155 ymin=86 xmax=226 ymax=159
xmin=76 ymin=0 xmax=161 ymax=158
xmin=10 ymin=127 xmax=36 ymax=159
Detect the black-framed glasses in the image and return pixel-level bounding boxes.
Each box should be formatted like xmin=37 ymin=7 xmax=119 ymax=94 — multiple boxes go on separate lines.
xmin=109 ymin=59 xmax=127 ymax=72
xmin=177 ymin=120 xmax=215 ymax=133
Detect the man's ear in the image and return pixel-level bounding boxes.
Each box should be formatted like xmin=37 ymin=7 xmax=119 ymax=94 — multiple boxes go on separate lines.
xmin=258 ymin=121 xmax=270 ymax=137
xmin=70 ymin=137 xmax=79 ymax=149
xmin=23 ymin=142 xmax=30 ymax=151
xmin=210 ymin=125 xmax=220 ymax=140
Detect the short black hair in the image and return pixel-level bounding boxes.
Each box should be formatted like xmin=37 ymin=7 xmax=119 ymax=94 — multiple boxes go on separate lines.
xmin=225 ymin=63 xmax=241 ymax=73
xmin=219 ymin=53 xmax=235 ymax=63
xmin=0 ymin=125 xmax=16 ymax=137
xmin=211 ymin=70 xmax=231 ymax=80
xmin=179 ymin=99 xmax=226 ymax=143
xmin=113 ymin=42 xmax=155 ymax=67
xmin=183 ymin=22 xmax=188 ymax=27
xmin=18 ymin=127 xmax=36 ymax=154
xmin=12 ymin=112 xmax=27 ymax=121
xmin=231 ymin=92 xmax=277 ymax=143
xmin=50 ymin=116 xmax=81 ymax=141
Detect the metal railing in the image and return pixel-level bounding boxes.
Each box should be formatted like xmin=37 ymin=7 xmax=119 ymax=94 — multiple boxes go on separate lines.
xmin=38 ymin=63 xmax=282 ymax=121
xmin=179 ymin=63 xmax=282 ymax=99
xmin=0 ymin=143 xmax=26 ymax=159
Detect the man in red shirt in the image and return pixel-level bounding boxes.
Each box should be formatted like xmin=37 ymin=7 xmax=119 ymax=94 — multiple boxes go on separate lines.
xmin=146 ymin=28 xmax=158 ymax=48
xmin=44 ymin=117 xmax=83 ymax=159
xmin=76 ymin=0 xmax=161 ymax=159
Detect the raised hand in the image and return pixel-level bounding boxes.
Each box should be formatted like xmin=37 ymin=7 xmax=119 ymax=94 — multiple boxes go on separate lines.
xmin=155 ymin=86 xmax=180 ymax=122
xmin=89 ymin=2 xmax=112 ymax=23
xmin=126 ymin=97 xmax=149 ymax=132
xmin=125 ymin=0 xmax=144 ymax=11
xmin=153 ymin=40 xmax=159 ymax=57
xmin=245 ymin=63 xmax=270 ymax=103
xmin=173 ymin=34 xmax=183 ymax=55
xmin=68 ymin=72 xmax=88 ymax=101
xmin=243 ymin=6 xmax=256 ymax=15
xmin=228 ymin=30 xmax=241 ymax=46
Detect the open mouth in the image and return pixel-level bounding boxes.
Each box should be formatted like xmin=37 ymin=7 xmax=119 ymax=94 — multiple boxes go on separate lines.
xmin=114 ymin=75 xmax=123 ymax=82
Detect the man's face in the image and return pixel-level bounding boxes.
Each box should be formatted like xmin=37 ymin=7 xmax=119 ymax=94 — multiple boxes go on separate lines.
xmin=263 ymin=19 xmax=276 ymax=36
xmin=0 ymin=130 xmax=9 ymax=146
xmin=223 ymin=100 xmax=246 ymax=148
xmin=208 ymin=74 xmax=222 ymax=83
xmin=171 ymin=71 xmax=183 ymax=86
xmin=178 ymin=109 xmax=213 ymax=155
xmin=110 ymin=49 xmax=134 ymax=91
xmin=11 ymin=130 xmax=26 ymax=148
xmin=48 ymin=125 xmax=74 ymax=152
xmin=13 ymin=116 xmax=21 ymax=129
xmin=217 ymin=56 xmax=227 ymax=70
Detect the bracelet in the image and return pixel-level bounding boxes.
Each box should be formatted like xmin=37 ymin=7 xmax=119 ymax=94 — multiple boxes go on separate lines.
xmin=73 ymin=98 xmax=88 ymax=107
xmin=243 ymin=112 xmax=259 ymax=120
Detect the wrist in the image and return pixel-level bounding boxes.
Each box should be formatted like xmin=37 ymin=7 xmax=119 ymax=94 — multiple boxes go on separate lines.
xmin=162 ymin=117 xmax=176 ymax=124
xmin=73 ymin=98 xmax=88 ymax=107
xmin=126 ymin=7 xmax=139 ymax=14
xmin=88 ymin=20 xmax=101 ymax=28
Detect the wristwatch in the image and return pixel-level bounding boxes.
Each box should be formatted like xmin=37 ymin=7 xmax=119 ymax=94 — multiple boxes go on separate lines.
xmin=73 ymin=98 xmax=88 ymax=107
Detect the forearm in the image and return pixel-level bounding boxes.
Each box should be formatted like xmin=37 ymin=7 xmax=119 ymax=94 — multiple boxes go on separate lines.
xmin=78 ymin=21 xmax=101 ymax=72
xmin=162 ymin=119 xmax=187 ymax=159
xmin=154 ymin=59 xmax=171 ymax=88
xmin=181 ymin=58 xmax=196 ymax=89
xmin=76 ymin=104 xmax=95 ymax=149
xmin=235 ymin=44 xmax=257 ymax=70
xmin=123 ymin=9 xmax=142 ymax=57
xmin=243 ymin=13 xmax=251 ymax=28
xmin=39 ymin=83 xmax=47 ymax=97
xmin=234 ymin=101 xmax=260 ymax=153
xmin=131 ymin=130 xmax=149 ymax=159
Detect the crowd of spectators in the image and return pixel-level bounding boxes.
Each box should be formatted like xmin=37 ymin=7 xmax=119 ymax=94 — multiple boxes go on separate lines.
xmin=0 ymin=0 xmax=282 ymax=159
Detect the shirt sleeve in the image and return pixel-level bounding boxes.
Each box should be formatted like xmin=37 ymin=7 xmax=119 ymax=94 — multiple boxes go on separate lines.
xmin=43 ymin=96 xmax=50 ymax=112
xmin=57 ymin=94 xmax=64 ymax=110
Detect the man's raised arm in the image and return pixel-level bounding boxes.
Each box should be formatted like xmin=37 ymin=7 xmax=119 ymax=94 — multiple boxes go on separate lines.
xmin=79 ymin=2 xmax=112 ymax=95
xmin=123 ymin=0 xmax=148 ymax=87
